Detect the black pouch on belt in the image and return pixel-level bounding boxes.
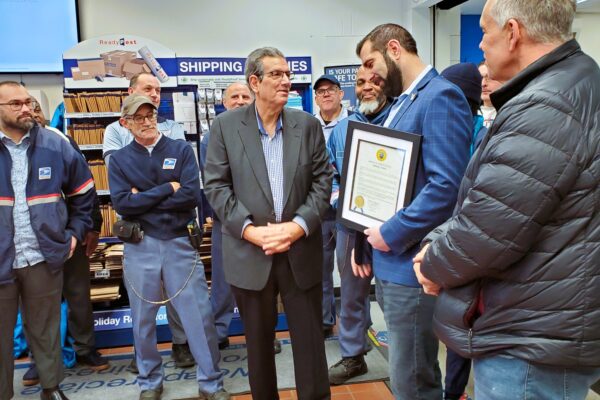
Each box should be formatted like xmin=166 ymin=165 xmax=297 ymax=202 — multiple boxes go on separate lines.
xmin=187 ymin=219 xmax=203 ymax=251
xmin=113 ymin=220 xmax=144 ymax=243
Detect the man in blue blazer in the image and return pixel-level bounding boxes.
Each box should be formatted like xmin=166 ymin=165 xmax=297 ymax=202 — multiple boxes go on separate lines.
xmin=355 ymin=24 xmax=472 ymax=399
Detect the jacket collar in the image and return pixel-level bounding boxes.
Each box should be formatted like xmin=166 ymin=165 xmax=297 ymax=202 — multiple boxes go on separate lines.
xmin=130 ymin=132 xmax=167 ymax=154
xmin=491 ymin=39 xmax=581 ymax=110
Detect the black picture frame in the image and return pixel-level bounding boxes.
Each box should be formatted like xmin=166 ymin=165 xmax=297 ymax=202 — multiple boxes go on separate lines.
xmin=336 ymin=120 xmax=422 ymax=232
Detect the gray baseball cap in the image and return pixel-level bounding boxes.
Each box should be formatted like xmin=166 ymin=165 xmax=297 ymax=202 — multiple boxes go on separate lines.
xmin=121 ymin=94 xmax=157 ymax=117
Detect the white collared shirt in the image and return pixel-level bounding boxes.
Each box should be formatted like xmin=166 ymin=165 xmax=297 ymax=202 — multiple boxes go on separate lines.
xmin=384 ymin=65 xmax=433 ymax=128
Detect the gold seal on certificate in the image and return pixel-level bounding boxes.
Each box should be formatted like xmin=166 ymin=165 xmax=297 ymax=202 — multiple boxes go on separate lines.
xmin=337 ymin=121 xmax=421 ymax=231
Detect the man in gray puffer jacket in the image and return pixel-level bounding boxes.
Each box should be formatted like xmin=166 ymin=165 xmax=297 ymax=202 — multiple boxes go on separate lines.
xmin=413 ymin=0 xmax=600 ymax=398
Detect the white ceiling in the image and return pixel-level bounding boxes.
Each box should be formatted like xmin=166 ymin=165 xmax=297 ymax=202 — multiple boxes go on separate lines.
xmin=459 ymin=0 xmax=600 ymax=15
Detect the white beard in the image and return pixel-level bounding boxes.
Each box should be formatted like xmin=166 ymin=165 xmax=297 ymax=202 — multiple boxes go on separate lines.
xmin=358 ymin=99 xmax=381 ymax=116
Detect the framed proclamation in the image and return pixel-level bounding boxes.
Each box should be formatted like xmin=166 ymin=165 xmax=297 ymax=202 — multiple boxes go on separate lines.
xmin=337 ymin=120 xmax=421 ymax=231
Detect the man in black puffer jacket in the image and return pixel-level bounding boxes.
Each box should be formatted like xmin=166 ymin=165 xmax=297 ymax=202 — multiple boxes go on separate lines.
xmin=413 ymin=0 xmax=600 ymax=399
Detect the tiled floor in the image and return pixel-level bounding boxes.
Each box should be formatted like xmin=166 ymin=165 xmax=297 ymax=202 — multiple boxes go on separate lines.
xmin=230 ymin=382 xmax=394 ymax=400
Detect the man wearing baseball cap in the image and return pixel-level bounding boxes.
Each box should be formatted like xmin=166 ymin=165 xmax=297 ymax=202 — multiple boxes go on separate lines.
xmin=103 ymin=72 xmax=193 ymax=372
xmin=313 ymin=74 xmax=350 ymax=336
xmin=108 ymin=94 xmax=229 ymax=400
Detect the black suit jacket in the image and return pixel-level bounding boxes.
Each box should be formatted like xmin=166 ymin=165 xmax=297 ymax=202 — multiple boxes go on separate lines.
xmin=204 ymin=104 xmax=332 ymax=291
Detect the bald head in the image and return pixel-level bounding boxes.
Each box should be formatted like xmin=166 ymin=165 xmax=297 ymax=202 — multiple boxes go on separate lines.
xmin=223 ymin=82 xmax=253 ymax=110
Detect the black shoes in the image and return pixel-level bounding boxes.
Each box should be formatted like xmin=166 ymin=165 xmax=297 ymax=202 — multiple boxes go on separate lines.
xmin=218 ymin=338 xmax=230 ymax=350
xmin=22 ymin=364 xmax=39 ymax=386
xmin=328 ymin=354 xmax=368 ymax=385
xmin=171 ymin=342 xmax=195 ymax=368
xmin=323 ymin=326 xmax=335 ymax=338
xmin=40 ymin=387 xmax=69 ymax=400
xmin=76 ymin=350 xmax=110 ymax=371
xmin=139 ymin=385 xmax=163 ymax=400
xmin=127 ymin=355 xmax=139 ymax=374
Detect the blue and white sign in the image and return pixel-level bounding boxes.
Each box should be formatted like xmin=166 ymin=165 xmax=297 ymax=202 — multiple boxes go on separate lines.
xmin=324 ymin=64 xmax=360 ymax=110
xmin=177 ymin=56 xmax=312 ymax=88
xmin=93 ymin=306 xmax=169 ymax=332
xmin=325 ymin=65 xmax=360 ymax=109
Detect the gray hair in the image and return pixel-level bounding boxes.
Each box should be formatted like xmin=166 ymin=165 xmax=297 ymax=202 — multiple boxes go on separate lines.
xmin=244 ymin=47 xmax=285 ymax=84
xmin=224 ymin=81 xmax=253 ymax=99
xmin=489 ymin=0 xmax=576 ymax=43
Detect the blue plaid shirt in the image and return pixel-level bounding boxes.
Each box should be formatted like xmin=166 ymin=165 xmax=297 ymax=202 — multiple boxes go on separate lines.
xmin=240 ymin=107 xmax=308 ymax=236
xmin=0 ymin=131 xmax=45 ymax=269
xmin=257 ymin=112 xmax=285 ymax=221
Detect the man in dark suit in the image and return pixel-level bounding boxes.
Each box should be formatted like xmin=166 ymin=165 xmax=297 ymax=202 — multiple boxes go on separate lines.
xmin=204 ymin=47 xmax=332 ymax=400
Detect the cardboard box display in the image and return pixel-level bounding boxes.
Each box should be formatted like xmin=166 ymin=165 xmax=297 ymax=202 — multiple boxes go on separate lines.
xmin=77 ymin=59 xmax=106 ymax=78
xmin=71 ymin=67 xmax=93 ymax=81
xmin=123 ymin=59 xmax=151 ymax=80
xmin=100 ymin=50 xmax=136 ymax=77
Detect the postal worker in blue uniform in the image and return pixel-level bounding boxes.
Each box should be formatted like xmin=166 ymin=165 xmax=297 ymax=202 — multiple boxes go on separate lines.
xmin=108 ymin=94 xmax=230 ymax=400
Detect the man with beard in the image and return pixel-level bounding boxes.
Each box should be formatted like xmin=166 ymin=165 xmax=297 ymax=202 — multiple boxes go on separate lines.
xmin=0 ymin=81 xmax=95 ymax=400
xmin=19 ymin=98 xmax=109 ymax=388
xmin=325 ymin=66 xmax=392 ymax=385
xmin=313 ymin=74 xmax=349 ymax=337
xmin=414 ymin=0 xmax=600 ymax=398
xmin=356 ymin=24 xmax=472 ymax=399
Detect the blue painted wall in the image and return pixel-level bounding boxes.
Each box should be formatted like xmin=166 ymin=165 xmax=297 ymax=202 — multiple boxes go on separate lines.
xmin=461 ymin=15 xmax=484 ymax=64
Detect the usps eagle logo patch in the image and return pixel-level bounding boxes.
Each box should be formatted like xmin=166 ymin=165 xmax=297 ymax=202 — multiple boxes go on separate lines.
xmin=163 ymin=158 xmax=177 ymax=170
xmin=38 ymin=167 xmax=51 ymax=180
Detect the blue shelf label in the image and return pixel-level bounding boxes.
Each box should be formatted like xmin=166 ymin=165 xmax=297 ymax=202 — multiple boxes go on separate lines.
xmin=94 ymin=306 xmax=169 ymax=331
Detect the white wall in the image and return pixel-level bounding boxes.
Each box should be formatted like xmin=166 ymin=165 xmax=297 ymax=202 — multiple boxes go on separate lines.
xmin=573 ymin=13 xmax=600 ymax=63
xmin=434 ymin=7 xmax=461 ymax=72
xmin=2 ymin=0 xmax=436 ymax=114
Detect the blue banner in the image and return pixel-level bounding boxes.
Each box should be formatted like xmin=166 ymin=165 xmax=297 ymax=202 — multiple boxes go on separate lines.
xmin=177 ymin=56 xmax=311 ymax=76
xmin=325 ymin=64 xmax=360 ymax=109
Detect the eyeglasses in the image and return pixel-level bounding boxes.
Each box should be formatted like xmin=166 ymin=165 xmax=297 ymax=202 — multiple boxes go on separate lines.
xmin=127 ymin=111 xmax=158 ymax=124
xmin=0 ymin=99 xmax=39 ymax=111
xmin=315 ymin=87 xmax=339 ymax=97
xmin=264 ymin=70 xmax=294 ymax=81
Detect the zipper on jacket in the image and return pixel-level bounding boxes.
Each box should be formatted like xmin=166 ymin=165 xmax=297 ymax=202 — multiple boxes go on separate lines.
xmin=468 ymin=329 xmax=473 ymax=354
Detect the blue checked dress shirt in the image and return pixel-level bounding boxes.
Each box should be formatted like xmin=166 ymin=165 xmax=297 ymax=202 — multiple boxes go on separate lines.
xmin=0 ymin=131 xmax=45 ymax=269
xmin=240 ymin=108 xmax=309 ymax=237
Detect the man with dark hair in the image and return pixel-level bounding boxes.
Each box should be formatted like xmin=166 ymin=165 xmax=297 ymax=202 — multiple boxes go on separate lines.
xmin=355 ymin=23 xmax=472 ymax=399
xmin=0 ymin=81 xmax=95 ymax=400
xmin=326 ymin=66 xmax=392 ymax=385
xmin=19 ymin=98 xmax=109 ymax=388
xmin=204 ymin=47 xmax=332 ymax=400
xmin=414 ymin=0 xmax=600 ymax=398
xmin=102 ymin=71 xmax=193 ymax=370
